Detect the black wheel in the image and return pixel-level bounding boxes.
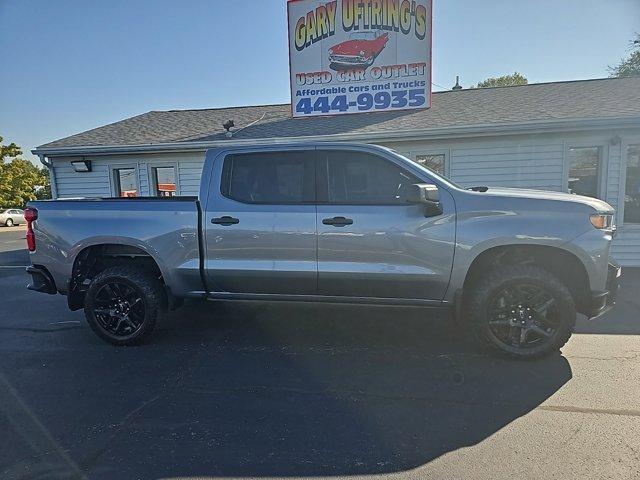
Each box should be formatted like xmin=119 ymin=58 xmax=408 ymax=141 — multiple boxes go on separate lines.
xmin=466 ymin=265 xmax=576 ymax=359
xmin=5 ymin=218 xmax=13 ymax=227
xmin=84 ymin=266 xmax=163 ymax=345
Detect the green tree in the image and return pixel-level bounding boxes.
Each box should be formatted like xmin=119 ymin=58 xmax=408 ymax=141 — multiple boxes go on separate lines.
xmin=0 ymin=137 xmax=50 ymax=208
xmin=609 ymin=34 xmax=640 ymax=78
xmin=36 ymin=166 xmax=52 ymax=200
xmin=0 ymin=135 xmax=22 ymax=162
xmin=476 ymin=72 xmax=528 ymax=88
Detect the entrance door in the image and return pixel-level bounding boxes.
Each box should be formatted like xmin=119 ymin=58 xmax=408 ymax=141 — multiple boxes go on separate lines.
xmin=316 ymin=149 xmax=456 ymax=301
xmin=204 ymin=149 xmax=317 ymax=295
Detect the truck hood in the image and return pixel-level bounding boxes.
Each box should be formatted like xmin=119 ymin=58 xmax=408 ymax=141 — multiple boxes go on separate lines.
xmin=477 ymin=187 xmax=614 ymax=213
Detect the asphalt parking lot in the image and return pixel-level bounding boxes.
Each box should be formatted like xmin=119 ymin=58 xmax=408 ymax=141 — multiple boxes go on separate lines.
xmin=1 ymin=227 xmax=639 ymax=480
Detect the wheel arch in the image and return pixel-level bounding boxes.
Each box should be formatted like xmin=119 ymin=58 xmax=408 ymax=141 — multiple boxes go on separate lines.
xmin=67 ymin=239 xmax=170 ymax=311
xmin=462 ymin=244 xmax=592 ymax=316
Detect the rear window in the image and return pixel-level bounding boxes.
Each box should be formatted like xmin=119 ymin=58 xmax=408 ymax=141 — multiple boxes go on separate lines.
xmin=221 ymin=151 xmax=315 ymax=204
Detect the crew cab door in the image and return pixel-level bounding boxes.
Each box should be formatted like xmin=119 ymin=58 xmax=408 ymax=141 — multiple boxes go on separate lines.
xmin=203 ymin=149 xmax=317 ymax=295
xmin=316 ymin=148 xmax=456 ymax=301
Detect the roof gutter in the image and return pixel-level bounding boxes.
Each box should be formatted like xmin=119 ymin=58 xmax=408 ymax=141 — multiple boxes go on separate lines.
xmin=37 ymin=154 xmax=58 ymax=199
xmin=32 ymin=115 xmax=640 ymax=157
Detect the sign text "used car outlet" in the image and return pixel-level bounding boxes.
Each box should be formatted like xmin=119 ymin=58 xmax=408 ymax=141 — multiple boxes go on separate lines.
xmin=288 ymin=0 xmax=432 ymax=117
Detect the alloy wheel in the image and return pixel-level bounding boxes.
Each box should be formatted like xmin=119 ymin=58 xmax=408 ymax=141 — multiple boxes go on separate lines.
xmin=91 ymin=281 xmax=145 ymax=338
xmin=486 ymin=283 xmax=560 ymax=349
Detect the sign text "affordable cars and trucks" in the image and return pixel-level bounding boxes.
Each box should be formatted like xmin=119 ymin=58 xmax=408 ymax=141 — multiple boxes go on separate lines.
xmin=288 ymin=0 xmax=432 ymax=117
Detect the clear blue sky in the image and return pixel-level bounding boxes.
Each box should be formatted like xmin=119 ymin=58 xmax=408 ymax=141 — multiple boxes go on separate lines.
xmin=1 ymin=0 xmax=638 ymax=163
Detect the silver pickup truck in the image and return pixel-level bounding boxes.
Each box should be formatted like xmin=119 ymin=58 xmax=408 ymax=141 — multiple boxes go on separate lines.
xmin=25 ymin=143 xmax=621 ymax=358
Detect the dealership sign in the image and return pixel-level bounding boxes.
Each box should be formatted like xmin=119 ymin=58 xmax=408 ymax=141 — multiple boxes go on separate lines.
xmin=288 ymin=0 xmax=432 ymax=117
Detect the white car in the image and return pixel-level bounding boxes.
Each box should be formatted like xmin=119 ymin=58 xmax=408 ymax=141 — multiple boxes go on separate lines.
xmin=0 ymin=208 xmax=25 ymax=227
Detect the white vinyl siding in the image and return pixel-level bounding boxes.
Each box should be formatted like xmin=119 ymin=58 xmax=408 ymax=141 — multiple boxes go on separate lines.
xmin=449 ymin=142 xmax=564 ymax=191
xmin=54 ymin=158 xmax=112 ymax=198
xmin=178 ymin=161 xmax=206 ymax=196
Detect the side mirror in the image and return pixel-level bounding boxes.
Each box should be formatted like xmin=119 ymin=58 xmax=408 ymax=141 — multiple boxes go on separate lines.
xmin=407 ymin=183 xmax=443 ymax=216
xmin=407 ymin=183 xmax=440 ymax=204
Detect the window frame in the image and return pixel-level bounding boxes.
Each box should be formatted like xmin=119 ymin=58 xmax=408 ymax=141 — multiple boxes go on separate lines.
xmin=110 ymin=164 xmax=140 ymax=198
xmin=564 ymin=143 xmax=607 ymax=199
xmin=316 ymin=149 xmax=422 ymax=206
xmin=220 ymin=150 xmax=317 ymax=205
xmin=147 ymin=162 xmax=179 ymax=197
xmin=620 ymin=137 xmax=640 ymax=228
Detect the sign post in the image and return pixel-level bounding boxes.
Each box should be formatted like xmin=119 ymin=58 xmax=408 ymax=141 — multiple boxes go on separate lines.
xmin=288 ymin=0 xmax=432 ymax=118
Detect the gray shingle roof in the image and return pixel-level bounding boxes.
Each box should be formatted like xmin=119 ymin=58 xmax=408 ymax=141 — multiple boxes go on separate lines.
xmin=37 ymin=77 xmax=640 ymax=151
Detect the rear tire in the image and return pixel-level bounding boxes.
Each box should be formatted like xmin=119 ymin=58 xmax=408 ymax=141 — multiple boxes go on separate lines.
xmin=5 ymin=218 xmax=13 ymax=227
xmin=84 ymin=265 xmax=164 ymax=346
xmin=465 ymin=265 xmax=576 ymax=359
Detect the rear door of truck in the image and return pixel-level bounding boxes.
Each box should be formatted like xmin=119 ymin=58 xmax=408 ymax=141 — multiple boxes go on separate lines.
xmin=202 ymin=147 xmax=318 ymax=295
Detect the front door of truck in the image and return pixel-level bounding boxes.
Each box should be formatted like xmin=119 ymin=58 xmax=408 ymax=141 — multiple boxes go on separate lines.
xmin=315 ymin=149 xmax=456 ymax=301
xmin=204 ymin=149 xmax=317 ymax=295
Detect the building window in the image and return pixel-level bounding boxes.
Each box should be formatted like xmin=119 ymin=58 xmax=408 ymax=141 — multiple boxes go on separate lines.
xmin=568 ymin=146 xmax=601 ymax=198
xmin=113 ymin=168 xmax=138 ymax=197
xmin=151 ymin=166 xmax=177 ymax=197
xmin=624 ymin=144 xmax=640 ymax=224
xmin=415 ymin=154 xmax=445 ymax=175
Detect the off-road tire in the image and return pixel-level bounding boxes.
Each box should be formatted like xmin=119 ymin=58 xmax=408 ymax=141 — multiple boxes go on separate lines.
xmin=465 ymin=264 xmax=576 ymax=359
xmin=84 ymin=265 xmax=164 ymax=346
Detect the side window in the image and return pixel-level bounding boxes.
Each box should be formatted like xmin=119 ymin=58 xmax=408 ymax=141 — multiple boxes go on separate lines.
xmin=624 ymin=144 xmax=640 ymax=224
xmin=320 ymin=151 xmax=421 ymax=204
xmin=113 ymin=167 xmax=138 ymax=197
xmin=568 ymin=146 xmax=601 ymax=198
xmin=221 ymin=151 xmax=315 ymax=204
xmin=151 ymin=166 xmax=177 ymax=197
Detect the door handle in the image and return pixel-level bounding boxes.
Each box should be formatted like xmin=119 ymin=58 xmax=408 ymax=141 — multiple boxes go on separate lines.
xmin=322 ymin=216 xmax=353 ymax=227
xmin=211 ymin=216 xmax=239 ymax=226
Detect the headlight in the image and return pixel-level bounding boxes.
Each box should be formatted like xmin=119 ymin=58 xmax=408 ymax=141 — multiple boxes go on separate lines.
xmin=359 ymin=50 xmax=366 ymax=56
xmin=590 ymin=213 xmax=613 ymax=229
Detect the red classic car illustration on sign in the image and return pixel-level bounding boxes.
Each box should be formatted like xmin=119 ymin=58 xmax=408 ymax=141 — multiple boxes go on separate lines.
xmin=328 ymin=30 xmax=389 ymax=70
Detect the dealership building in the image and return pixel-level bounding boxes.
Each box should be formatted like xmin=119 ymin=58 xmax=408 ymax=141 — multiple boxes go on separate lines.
xmin=33 ymin=77 xmax=640 ymax=265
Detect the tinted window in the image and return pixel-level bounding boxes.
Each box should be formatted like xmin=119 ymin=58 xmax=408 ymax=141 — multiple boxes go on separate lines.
xmin=321 ymin=151 xmax=421 ymax=204
xmin=222 ymin=152 xmax=315 ymax=204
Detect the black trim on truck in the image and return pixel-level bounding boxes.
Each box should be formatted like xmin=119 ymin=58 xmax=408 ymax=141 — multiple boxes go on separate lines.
xmin=26 ymin=265 xmax=57 ymax=294
xmin=589 ymin=262 xmax=622 ymax=319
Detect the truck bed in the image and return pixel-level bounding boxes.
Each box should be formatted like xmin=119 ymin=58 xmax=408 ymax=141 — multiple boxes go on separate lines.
xmin=28 ymin=197 xmax=204 ymax=298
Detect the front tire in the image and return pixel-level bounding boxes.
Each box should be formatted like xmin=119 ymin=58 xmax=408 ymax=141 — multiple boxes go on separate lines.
xmin=465 ymin=265 xmax=576 ymax=359
xmin=5 ymin=218 xmax=13 ymax=227
xmin=84 ymin=266 xmax=164 ymax=345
